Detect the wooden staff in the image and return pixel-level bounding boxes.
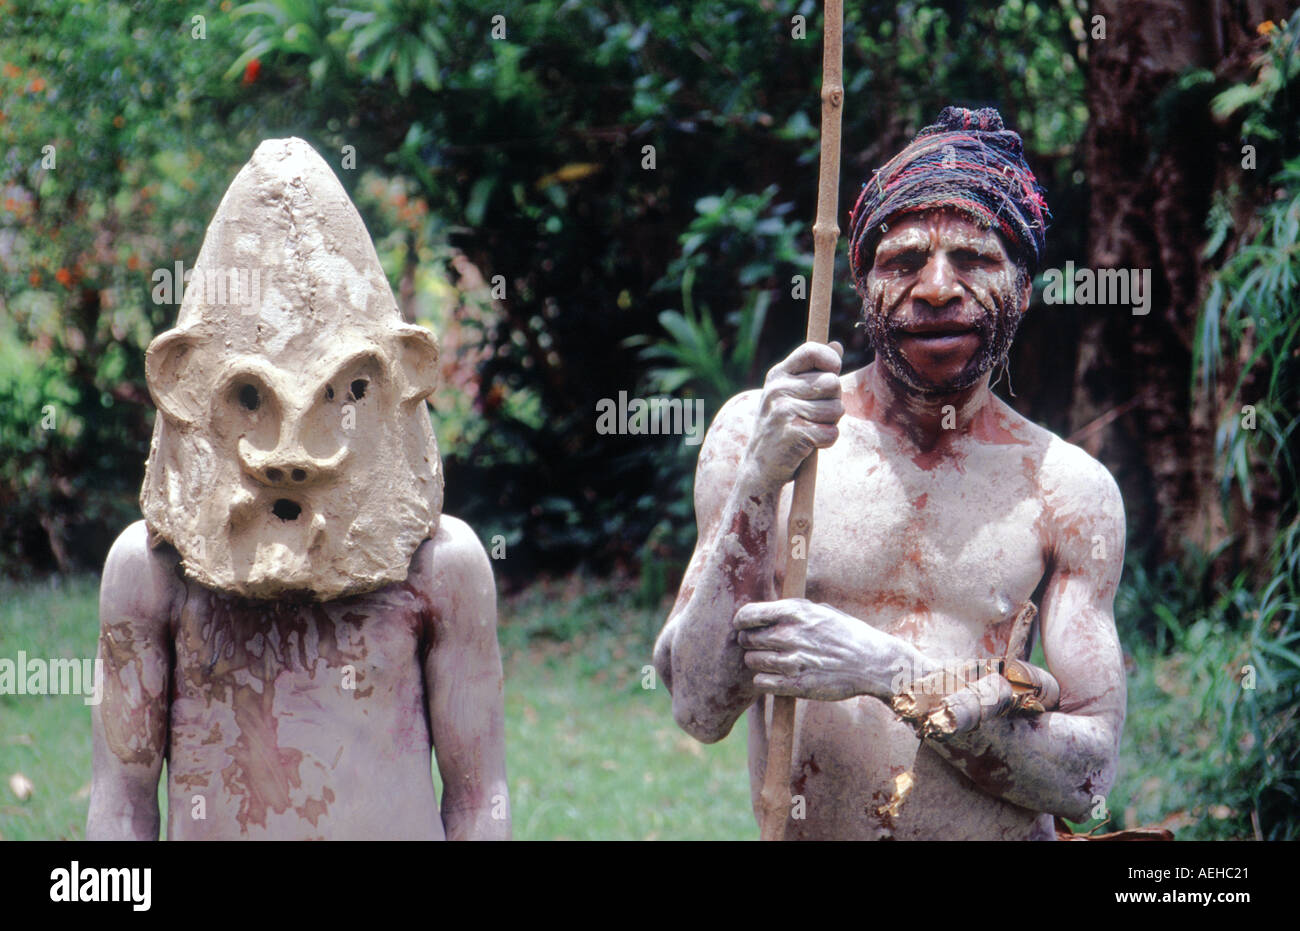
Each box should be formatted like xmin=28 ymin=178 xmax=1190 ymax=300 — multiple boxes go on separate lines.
xmin=757 ymin=0 xmax=845 ymax=842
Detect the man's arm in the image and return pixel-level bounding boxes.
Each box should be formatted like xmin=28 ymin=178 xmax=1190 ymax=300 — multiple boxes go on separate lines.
xmin=654 ymin=342 xmax=843 ymax=743
xmin=924 ymin=449 xmax=1128 ymax=820
xmin=86 ymin=521 xmax=176 ymax=840
xmin=418 ymin=516 xmax=510 ymax=840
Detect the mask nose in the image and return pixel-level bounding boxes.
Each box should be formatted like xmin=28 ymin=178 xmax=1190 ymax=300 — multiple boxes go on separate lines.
xmin=239 ymin=434 xmax=349 ymax=489
xmin=263 ymin=460 xmax=314 ymax=486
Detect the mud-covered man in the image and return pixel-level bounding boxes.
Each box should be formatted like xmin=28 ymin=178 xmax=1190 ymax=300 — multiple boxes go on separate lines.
xmin=87 ymin=139 xmax=508 ymax=840
xmin=655 ymin=108 xmax=1126 ymax=840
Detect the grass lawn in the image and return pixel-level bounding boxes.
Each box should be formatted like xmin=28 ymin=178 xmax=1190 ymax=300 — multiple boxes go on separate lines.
xmin=0 ymin=570 xmax=1259 ymax=840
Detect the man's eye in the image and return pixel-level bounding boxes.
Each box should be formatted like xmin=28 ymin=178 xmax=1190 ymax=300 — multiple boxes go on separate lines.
xmin=883 ymin=254 xmax=924 ymax=272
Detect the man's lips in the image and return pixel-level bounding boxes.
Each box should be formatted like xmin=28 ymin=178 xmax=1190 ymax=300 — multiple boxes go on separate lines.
xmin=892 ymin=320 xmax=983 ymax=359
xmin=894 ymin=319 xmax=980 ymax=337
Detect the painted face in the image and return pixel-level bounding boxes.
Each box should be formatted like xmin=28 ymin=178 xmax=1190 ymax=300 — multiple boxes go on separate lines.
xmin=140 ymin=138 xmax=443 ymax=601
xmin=862 ymin=209 xmax=1028 ymax=394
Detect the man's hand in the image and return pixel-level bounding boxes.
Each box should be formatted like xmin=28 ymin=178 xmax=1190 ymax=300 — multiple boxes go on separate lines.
xmin=743 ymin=341 xmax=845 ymax=493
xmin=734 ymin=598 xmax=912 ymax=702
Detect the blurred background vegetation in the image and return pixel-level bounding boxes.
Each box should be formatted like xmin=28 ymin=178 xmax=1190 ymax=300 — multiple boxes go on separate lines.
xmin=1 ymin=0 xmax=1296 ymax=838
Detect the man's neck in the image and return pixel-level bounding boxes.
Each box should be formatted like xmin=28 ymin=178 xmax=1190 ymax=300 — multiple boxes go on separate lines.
xmin=857 ymin=361 xmax=995 ymax=451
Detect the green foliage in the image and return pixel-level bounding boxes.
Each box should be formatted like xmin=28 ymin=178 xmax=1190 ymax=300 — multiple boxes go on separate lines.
xmin=1211 ymin=20 xmax=1300 ymax=142
xmin=1 ymin=0 xmax=1091 ymax=581
xmin=1113 ymin=554 xmax=1300 ymax=839
xmin=1196 ymin=16 xmax=1300 ymax=597
xmin=1198 ymin=158 xmax=1300 ymax=511
xmin=637 ymin=187 xmax=808 ymax=407
xmin=0 ymin=0 xmax=264 ymax=573
xmin=1156 ymin=17 xmax=1300 ymax=839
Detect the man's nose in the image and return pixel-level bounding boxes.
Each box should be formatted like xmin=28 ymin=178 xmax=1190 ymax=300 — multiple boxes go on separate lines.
xmin=911 ymin=254 xmax=963 ymax=308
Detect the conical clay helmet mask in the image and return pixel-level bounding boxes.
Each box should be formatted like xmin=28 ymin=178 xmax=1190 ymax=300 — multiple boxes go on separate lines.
xmin=141 ymin=137 xmax=443 ymax=601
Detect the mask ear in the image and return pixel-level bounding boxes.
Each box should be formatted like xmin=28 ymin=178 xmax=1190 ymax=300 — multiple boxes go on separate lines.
xmin=393 ymin=324 xmax=439 ymax=406
xmin=145 ymin=328 xmax=207 ymax=425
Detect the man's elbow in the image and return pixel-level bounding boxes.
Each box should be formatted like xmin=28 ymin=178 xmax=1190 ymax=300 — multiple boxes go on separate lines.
xmin=652 ymin=631 xmax=674 ymax=696
xmin=675 ymin=709 xmax=731 ymax=745
xmin=670 ymin=690 xmax=743 ymax=744
xmin=1056 ymin=791 xmax=1096 ymax=824
xmin=1057 ymin=749 xmax=1119 ymax=823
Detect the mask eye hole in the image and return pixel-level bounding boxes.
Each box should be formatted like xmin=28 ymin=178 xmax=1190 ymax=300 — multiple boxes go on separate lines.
xmin=238 ymin=384 xmax=260 ymax=411
xmin=324 ymin=384 xmax=335 ymax=401
xmin=349 ymin=379 xmax=368 ymax=401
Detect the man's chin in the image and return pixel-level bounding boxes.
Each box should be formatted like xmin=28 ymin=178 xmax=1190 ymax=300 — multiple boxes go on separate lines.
xmin=887 ymin=349 xmax=989 ymax=396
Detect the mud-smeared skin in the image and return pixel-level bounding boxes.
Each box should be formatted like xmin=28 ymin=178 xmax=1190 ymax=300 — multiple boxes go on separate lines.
xmin=655 ymin=210 xmax=1127 ymax=840
xmin=87 ymin=516 xmax=509 ymax=840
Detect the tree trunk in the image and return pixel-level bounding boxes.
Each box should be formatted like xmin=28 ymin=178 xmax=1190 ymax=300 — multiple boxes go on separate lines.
xmin=1078 ymin=0 xmax=1286 ymax=574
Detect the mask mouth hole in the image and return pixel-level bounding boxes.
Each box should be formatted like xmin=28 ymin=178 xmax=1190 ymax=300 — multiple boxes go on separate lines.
xmin=272 ymin=499 xmax=302 ymax=521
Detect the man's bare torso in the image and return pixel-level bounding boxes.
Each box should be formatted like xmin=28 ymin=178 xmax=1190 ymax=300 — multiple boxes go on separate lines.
xmin=90 ymin=521 xmax=505 ymax=840
xmin=163 ymin=560 xmax=442 ymax=840
xmin=719 ymin=366 xmax=1072 ymax=839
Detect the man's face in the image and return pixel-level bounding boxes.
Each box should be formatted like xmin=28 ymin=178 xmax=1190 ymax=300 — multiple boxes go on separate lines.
xmin=862 ymin=209 xmax=1029 ymax=394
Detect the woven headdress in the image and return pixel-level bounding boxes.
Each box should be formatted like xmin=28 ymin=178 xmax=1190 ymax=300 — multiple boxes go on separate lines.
xmin=847 ymin=107 xmax=1049 ymax=291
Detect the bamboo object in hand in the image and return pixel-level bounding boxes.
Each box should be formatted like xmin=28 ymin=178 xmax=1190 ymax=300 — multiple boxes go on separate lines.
xmin=756 ymin=0 xmax=844 ymax=842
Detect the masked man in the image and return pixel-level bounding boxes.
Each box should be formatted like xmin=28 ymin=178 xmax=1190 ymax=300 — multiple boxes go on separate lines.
xmin=87 ymin=138 xmax=509 ymax=840
xmin=655 ymin=108 xmax=1126 ymax=840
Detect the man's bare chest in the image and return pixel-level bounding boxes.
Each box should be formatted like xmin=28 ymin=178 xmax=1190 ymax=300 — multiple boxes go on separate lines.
xmin=167 ymin=582 xmax=429 ymax=727
xmin=781 ymin=423 xmax=1050 ymax=655
xmin=157 ymin=582 xmax=439 ymax=838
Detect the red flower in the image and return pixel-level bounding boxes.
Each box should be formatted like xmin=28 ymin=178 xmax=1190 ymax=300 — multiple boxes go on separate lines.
xmin=242 ymin=58 xmax=261 ymax=85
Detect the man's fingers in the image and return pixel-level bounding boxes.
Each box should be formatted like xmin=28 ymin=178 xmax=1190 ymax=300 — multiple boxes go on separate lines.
xmin=737 ymin=625 xmax=788 ymax=650
xmin=742 ymin=650 xmax=797 ymax=675
xmin=790 ymin=396 xmax=844 ymax=425
xmin=734 ymin=599 xmax=803 ymax=630
xmin=769 ymin=342 xmax=843 ymax=381
xmin=752 ymin=673 xmax=803 ymax=696
xmin=782 ymin=370 xmax=842 ymax=401
xmin=793 ymin=421 xmax=839 ymax=450
xmin=734 ymin=602 xmax=781 ymax=630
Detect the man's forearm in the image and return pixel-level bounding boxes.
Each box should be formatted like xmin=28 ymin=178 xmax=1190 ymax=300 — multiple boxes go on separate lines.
xmin=86 ymin=782 xmax=160 ymax=840
xmin=924 ymin=708 xmax=1119 ymax=821
xmin=442 ymin=782 xmax=510 ymax=840
xmin=661 ymin=465 xmax=783 ymax=739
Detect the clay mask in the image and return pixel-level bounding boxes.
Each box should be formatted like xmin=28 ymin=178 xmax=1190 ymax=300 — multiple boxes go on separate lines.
xmin=140 ymin=137 xmax=443 ymax=601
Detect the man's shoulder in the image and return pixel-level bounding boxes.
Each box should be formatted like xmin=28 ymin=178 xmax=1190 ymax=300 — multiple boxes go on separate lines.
xmin=1006 ymin=408 xmax=1124 ymax=526
xmin=100 ymin=520 xmax=185 ymax=630
xmin=692 ymin=387 xmax=762 ymax=474
xmin=406 ymin=515 xmax=496 ymax=619
xmin=710 ymin=387 xmax=763 ymax=437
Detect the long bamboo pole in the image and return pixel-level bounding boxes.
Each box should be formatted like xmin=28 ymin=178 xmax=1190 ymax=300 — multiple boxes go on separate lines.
xmin=756 ymin=0 xmax=844 ymax=842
